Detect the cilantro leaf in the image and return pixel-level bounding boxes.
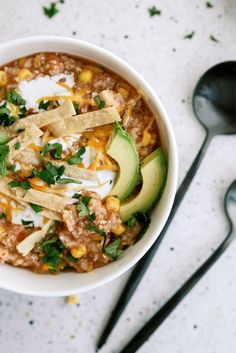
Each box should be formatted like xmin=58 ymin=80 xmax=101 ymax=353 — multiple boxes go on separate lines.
xmin=72 ymin=193 xmax=81 ymax=199
xmin=14 ymin=141 xmax=21 ymax=150
xmin=86 ymin=223 xmax=106 ymax=237
xmin=0 ymin=145 xmax=9 ymax=177
xmin=57 ymin=178 xmax=82 ymax=184
xmin=8 ymin=164 xmax=16 ymax=172
xmin=73 ymin=102 xmax=79 ymax=114
xmin=0 ymin=103 xmax=18 ymax=126
xmin=21 ymin=219 xmax=34 ymax=227
xmin=8 ymin=180 xmax=31 ymax=190
xmin=30 ymin=203 xmax=43 ymax=213
xmin=76 ymin=202 xmax=89 ymax=217
xmin=206 ymin=1 xmax=213 ymax=8
xmin=40 ymin=142 xmax=63 ymax=159
xmin=210 ymin=35 xmax=219 ymax=42
xmin=19 ymin=106 xmax=27 ymax=118
xmin=6 ymin=90 xmax=26 ymax=106
xmin=67 ymin=146 xmax=85 ymax=165
xmin=0 ymin=213 xmax=6 ymax=219
xmin=94 ymin=95 xmax=106 ymax=109
xmin=38 ymin=100 xmax=50 ymax=110
xmin=104 ymin=238 xmax=124 ymax=260
xmin=41 ymin=236 xmax=64 ymax=268
xmin=148 ymin=6 xmax=161 ymax=17
xmin=82 ymin=196 xmax=91 ymax=205
xmin=43 ymin=2 xmax=59 ymax=18
xmin=0 ymin=132 xmax=8 ymax=145
xmin=32 ymin=163 xmax=65 ymax=185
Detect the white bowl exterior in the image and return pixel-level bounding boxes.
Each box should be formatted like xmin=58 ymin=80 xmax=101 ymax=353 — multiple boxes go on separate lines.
xmin=0 ymin=36 xmax=178 ymax=296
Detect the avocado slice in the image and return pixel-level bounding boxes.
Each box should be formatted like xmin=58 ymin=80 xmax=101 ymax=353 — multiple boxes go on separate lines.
xmin=106 ymin=121 xmax=139 ymax=201
xmin=120 ymin=148 xmax=167 ymax=221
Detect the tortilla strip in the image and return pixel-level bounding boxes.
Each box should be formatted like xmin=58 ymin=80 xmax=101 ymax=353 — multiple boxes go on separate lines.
xmin=15 ymin=148 xmax=41 ymax=166
xmin=43 ymin=157 xmax=98 ymax=181
xmin=0 ymin=186 xmax=62 ymax=221
xmin=8 ymin=126 xmax=43 ymax=162
xmin=1 ymin=100 xmax=76 ymax=139
xmin=17 ymin=220 xmax=53 ymax=256
xmin=0 ymin=179 xmax=68 ymax=213
xmin=47 ymin=107 xmax=120 ymax=137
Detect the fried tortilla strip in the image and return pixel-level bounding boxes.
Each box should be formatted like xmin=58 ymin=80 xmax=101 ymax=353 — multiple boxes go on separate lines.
xmin=1 ymin=100 xmax=76 ymax=139
xmin=8 ymin=126 xmax=43 ymax=162
xmin=43 ymin=157 xmax=98 ymax=181
xmin=17 ymin=220 xmax=53 ymax=256
xmin=0 ymin=179 xmax=68 ymax=213
xmin=0 ymin=188 xmax=62 ymax=221
xmin=47 ymin=107 xmax=120 ymax=137
xmin=15 ymin=147 xmax=41 ymax=166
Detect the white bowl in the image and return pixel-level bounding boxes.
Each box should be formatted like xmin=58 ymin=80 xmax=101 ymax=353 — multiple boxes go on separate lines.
xmin=0 ymin=36 xmax=178 ymax=296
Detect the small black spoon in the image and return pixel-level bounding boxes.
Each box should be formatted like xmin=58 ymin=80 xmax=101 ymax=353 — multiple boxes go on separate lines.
xmin=97 ymin=61 xmax=236 ymax=350
xmin=118 ymin=179 xmax=236 ymax=353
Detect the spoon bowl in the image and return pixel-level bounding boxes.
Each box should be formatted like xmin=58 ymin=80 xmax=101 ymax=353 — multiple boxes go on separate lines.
xmin=193 ymin=61 xmax=236 ymax=135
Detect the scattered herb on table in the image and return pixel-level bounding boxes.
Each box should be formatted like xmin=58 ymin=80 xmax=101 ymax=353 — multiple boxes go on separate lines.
xmin=184 ymin=31 xmax=195 ymax=39
xmin=0 ymin=144 xmax=9 ymax=177
xmin=94 ymin=95 xmax=106 ymax=109
xmin=43 ymin=2 xmax=59 ymax=18
xmin=30 ymin=203 xmax=43 ymax=213
xmin=104 ymin=238 xmax=124 ymax=260
xmin=67 ymin=146 xmax=85 ymax=165
xmin=210 ymin=35 xmax=219 ymax=42
xmin=206 ymin=1 xmax=213 ymax=8
xmin=8 ymin=180 xmax=31 ymax=190
xmin=148 ymin=6 xmax=161 ymax=17
xmin=40 ymin=142 xmax=63 ymax=159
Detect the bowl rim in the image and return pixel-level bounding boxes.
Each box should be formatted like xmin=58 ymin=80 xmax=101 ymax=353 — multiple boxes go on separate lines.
xmin=0 ymin=36 xmax=178 ymax=296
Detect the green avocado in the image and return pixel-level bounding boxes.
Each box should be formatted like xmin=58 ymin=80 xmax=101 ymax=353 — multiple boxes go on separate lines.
xmin=106 ymin=121 xmax=139 ymax=201
xmin=120 ymin=148 xmax=167 ymax=222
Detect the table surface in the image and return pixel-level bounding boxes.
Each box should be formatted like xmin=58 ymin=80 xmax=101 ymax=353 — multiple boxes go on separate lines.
xmin=0 ymin=1 xmax=236 ymax=352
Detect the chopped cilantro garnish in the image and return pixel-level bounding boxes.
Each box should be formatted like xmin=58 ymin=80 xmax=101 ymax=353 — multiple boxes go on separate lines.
xmin=16 ymin=128 xmax=25 ymax=133
xmin=21 ymin=219 xmax=34 ymax=227
xmin=184 ymin=31 xmax=195 ymax=39
xmin=104 ymin=238 xmax=124 ymax=260
xmin=89 ymin=212 xmax=96 ymax=221
xmin=127 ymin=216 xmax=137 ymax=228
xmin=0 ymin=213 xmax=6 ymax=219
xmin=38 ymin=100 xmax=50 ymax=110
xmin=148 ymin=6 xmax=161 ymax=17
xmin=210 ymin=35 xmax=219 ymax=42
xmin=19 ymin=106 xmax=27 ymax=118
xmin=76 ymin=202 xmax=90 ymax=217
xmin=206 ymin=1 xmax=213 ymax=8
xmin=94 ymin=95 xmax=106 ymax=109
xmin=72 ymin=193 xmax=81 ymax=199
xmin=0 ymin=145 xmax=9 ymax=177
xmin=6 ymin=89 xmax=26 ymax=106
xmin=67 ymin=146 xmax=85 ymax=165
xmin=14 ymin=141 xmax=21 ymax=150
xmin=30 ymin=203 xmax=43 ymax=213
xmin=0 ymin=132 xmax=8 ymax=145
xmin=43 ymin=2 xmax=59 ymax=18
xmin=73 ymin=102 xmax=79 ymax=114
xmin=57 ymin=178 xmax=82 ymax=184
xmin=40 ymin=142 xmax=63 ymax=159
xmin=86 ymin=223 xmax=106 ymax=237
xmin=41 ymin=236 xmax=64 ymax=268
xmin=81 ymin=196 xmax=91 ymax=205
xmin=8 ymin=164 xmax=16 ymax=172
xmin=8 ymin=180 xmax=31 ymax=190
xmin=0 ymin=103 xmax=17 ymax=126
xmin=32 ymin=163 xmax=65 ymax=185
xmin=109 ymin=180 xmax=113 ymax=185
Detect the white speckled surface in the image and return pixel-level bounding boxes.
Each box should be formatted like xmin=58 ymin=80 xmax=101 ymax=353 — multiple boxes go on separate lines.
xmin=0 ymin=1 xmax=236 ymax=352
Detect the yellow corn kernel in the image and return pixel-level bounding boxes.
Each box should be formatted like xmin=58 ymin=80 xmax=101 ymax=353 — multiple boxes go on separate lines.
xmin=67 ymin=295 xmax=80 ymax=305
xmin=78 ymin=69 xmax=93 ymax=82
xmin=18 ymin=57 xmax=26 ymax=68
xmin=84 ymin=65 xmax=104 ymax=74
xmin=18 ymin=69 xmax=32 ymax=81
xmin=70 ymin=245 xmax=87 ymax=259
xmin=113 ymin=223 xmax=126 ymax=235
xmin=41 ymin=263 xmax=52 ymax=271
xmin=106 ymin=196 xmax=120 ymax=212
xmin=118 ymin=87 xmax=129 ymax=99
xmin=0 ymin=71 xmax=8 ymax=87
xmin=140 ymin=130 xmax=152 ymax=147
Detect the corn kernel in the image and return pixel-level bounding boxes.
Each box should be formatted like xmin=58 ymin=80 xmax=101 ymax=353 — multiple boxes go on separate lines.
xmin=42 ymin=263 xmax=52 ymax=271
xmin=140 ymin=131 xmax=152 ymax=147
xmin=67 ymin=295 xmax=80 ymax=305
xmin=113 ymin=223 xmax=126 ymax=235
xmin=78 ymin=69 xmax=93 ymax=82
xmin=118 ymin=87 xmax=129 ymax=99
xmin=0 ymin=71 xmax=8 ymax=87
xmin=70 ymin=245 xmax=87 ymax=259
xmin=18 ymin=57 xmax=26 ymax=68
xmin=18 ymin=69 xmax=32 ymax=81
xmin=106 ymin=196 xmax=120 ymax=213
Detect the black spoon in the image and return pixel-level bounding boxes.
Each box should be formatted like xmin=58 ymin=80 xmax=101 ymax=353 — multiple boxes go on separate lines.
xmin=97 ymin=61 xmax=236 ymax=350
xmin=118 ymin=179 xmax=236 ymax=353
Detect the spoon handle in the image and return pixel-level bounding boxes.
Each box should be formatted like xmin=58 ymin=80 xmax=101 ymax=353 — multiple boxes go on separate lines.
xmin=97 ymin=133 xmax=212 ymax=350
xmin=118 ymin=231 xmax=233 ymax=353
